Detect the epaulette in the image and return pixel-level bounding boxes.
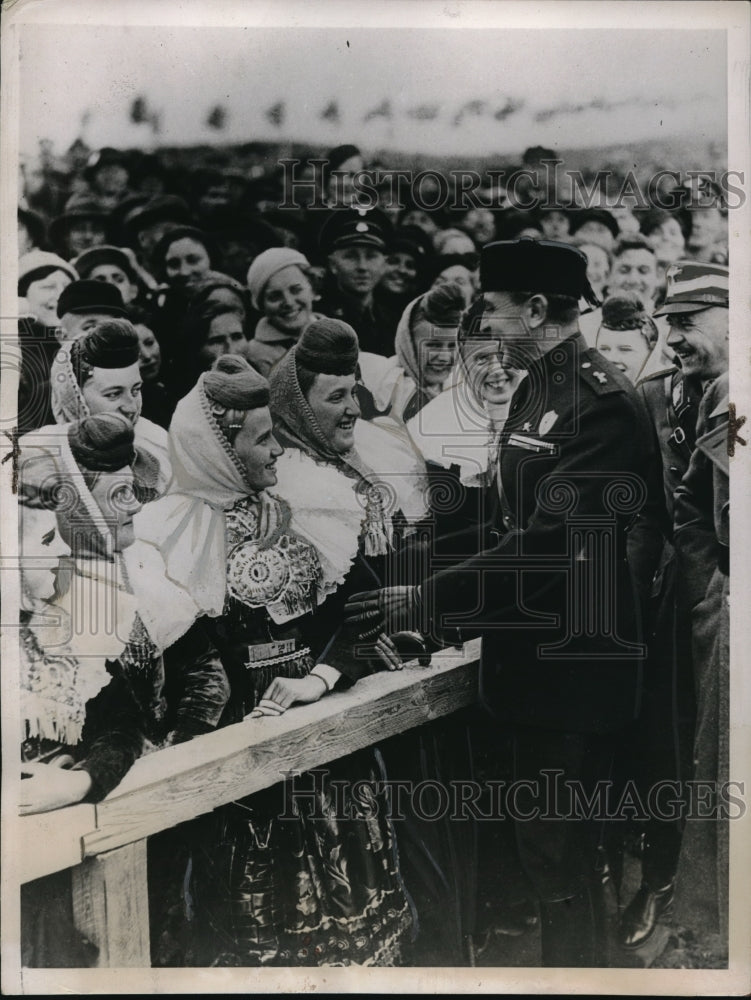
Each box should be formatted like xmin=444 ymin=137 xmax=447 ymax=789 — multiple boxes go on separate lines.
xmin=577 ymin=358 xmax=627 ymax=395
xmin=635 ymin=364 xmax=678 ymax=387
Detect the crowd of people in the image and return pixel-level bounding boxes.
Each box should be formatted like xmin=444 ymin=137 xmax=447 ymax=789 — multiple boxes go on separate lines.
xmin=14 ymin=140 xmax=731 ymax=969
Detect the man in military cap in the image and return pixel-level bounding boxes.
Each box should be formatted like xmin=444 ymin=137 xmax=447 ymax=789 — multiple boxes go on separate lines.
xmin=317 ymin=207 xmax=398 ymax=356
xmin=619 ymin=260 xmax=729 ymax=950
xmin=345 ymin=237 xmax=660 ymax=966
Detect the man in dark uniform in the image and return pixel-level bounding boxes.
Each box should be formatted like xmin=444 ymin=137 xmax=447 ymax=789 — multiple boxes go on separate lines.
xmin=619 ymin=261 xmax=729 ymax=949
xmin=345 ymin=238 xmax=660 ymax=966
xmin=316 ymin=207 xmax=399 ymax=356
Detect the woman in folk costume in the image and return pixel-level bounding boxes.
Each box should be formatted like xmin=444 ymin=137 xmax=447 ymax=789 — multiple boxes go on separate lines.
xmin=268 ymin=319 xmax=489 ymax=965
xmin=134 ymin=354 xmax=414 ymax=967
xmin=18 ymin=413 xmax=226 ymax=968
xmin=357 ymin=281 xmax=465 ymax=425
xmin=47 ymin=318 xmax=172 ymax=501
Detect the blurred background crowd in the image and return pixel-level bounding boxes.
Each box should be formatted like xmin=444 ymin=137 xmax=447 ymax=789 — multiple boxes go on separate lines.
xmin=16 ymin=135 xmax=730 ymax=435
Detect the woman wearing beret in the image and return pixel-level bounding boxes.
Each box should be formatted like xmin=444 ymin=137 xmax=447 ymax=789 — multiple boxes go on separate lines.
xmin=245 ymin=247 xmax=323 ymax=378
xmin=135 ymin=354 xmax=414 ymax=966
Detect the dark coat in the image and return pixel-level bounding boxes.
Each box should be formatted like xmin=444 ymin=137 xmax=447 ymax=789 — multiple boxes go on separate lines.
xmin=423 ymin=332 xmax=660 ymax=735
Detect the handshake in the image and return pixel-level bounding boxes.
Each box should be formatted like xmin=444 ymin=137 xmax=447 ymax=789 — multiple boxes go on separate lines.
xmin=343 ymin=586 xmax=431 ymax=669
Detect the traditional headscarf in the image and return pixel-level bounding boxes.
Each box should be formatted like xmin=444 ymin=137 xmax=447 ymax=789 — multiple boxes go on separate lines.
xmin=49 ymin=322 xmax=171 ymax=496
xmin=393 ymin=281 xmax=464 ymax=394
xmin=268 ymin=317 xmax=376 ymax=481
xmin=134 ymin=356 xmax=278 ymax=616
xmin=18 ymin=415 xmax=142 ymax=745
xmin=269 ymin=318 xmax=428 ymax=567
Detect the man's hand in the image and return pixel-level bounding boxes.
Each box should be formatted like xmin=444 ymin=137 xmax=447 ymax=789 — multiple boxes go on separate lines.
xmin=344 ymin=587 xmax=420 ymax=640
xmin=19 ymin=763 xmax=93 ymax=815
xmin=362 ymin=632 xmax=404 ymax=672
xmin=248 ymin=674 xmax=328 ymax=718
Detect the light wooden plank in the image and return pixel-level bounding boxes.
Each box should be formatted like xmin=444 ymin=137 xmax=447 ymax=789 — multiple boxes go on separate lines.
xmin=83 ymin=647 xmax=480 ymax=857
xmin=70 ymin=840 xmax=151 ymax=967
xmin=17 ymin=803 xmax=96 ymax=884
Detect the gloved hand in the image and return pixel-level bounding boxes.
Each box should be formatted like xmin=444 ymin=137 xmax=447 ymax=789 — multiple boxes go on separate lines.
xmin=344 ymin=586 xmax=421 ymax=641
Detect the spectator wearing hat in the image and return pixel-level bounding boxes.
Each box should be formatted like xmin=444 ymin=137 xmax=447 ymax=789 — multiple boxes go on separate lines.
xmin=123 ymin=194 xmax=193 ymax=267
xmin=573 ymin=238 xmax=612 ymax=303
xmin=19 ymin=275 xmax=128 ymax=434
xmin=83 ymin=147 xmax=133 ymax=212
xmin=344 ymin=237 xmax=660 ymax=967
xmin=322 ymin=143 xmax=365 ymax=208
xmin=494 ymin=208 xmax=544 ymax=242
xmin=18 ymin=251 xmax=77 ymax=329
xmin=17 ymin=252 xmax=79 ymax=433
xmin=398 ymin=197 xmax=445 ymax=242
xmin=49 ymin=195 xmax=109 ymax=260
xmin=204 ymin=207 xmax=283 ymax=285
xmin=671 ymin=178 xmax=728 ymax=265
xmin=453 ymin=205 xmax=497 ymax=249
xmin=73 ymin=245 xmax=143 ymax=307
xmin=429 ymin=251 xmax=480 ymax=306
xmin=56 ymin=278 xmax=129 ymax=342
xmin=639 ymin=208 xmax=687 ymax=293
xmin=18 ymin=207 xmax=47 ymax=256
xmin=377 ymin=225 xmax=433 ymax=328
xmin=595 ymin=294 xmax=657 ymax=385
xmin=432 ymin=227 xmax=477 ymax=255
xmin=245 ymin=247 xmax=323 ymax=378
xmin=570 ymin=207 xmax=620 ymax=253
xmin=623 ymin=260 xmax=728 ymax=954
xmin=579 ymin=236 xmax=660 ymax=348
xmin=317 ymin=207 xmax=399 ymax=356
xmin=535 ymin=206 xmax=573 ymax=243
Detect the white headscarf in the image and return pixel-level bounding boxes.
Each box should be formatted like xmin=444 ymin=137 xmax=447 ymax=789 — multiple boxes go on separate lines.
xmin=49 ymin=346 xmax=172 ymax=496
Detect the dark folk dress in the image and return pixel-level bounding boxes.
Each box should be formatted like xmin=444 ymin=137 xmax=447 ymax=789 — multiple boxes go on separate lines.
xmin=186 ymin=496 xmax=413 ymax=967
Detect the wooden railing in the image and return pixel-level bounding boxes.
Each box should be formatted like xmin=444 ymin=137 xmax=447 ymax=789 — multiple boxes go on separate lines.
xmin=16 ymin=641 xmax=481 ymax=967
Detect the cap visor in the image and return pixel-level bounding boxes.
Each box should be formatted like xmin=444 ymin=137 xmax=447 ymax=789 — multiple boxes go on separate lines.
xmin=653 ymin=301 xmax=717 ymax=317
xmin=331 ymin=235 xmax=386 ymax=251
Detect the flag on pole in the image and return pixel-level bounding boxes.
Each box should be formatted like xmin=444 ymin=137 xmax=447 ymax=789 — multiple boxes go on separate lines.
xmin=130 ymin=97 xmax=150 ymax=124
xmin=320 ymin=100 xmax=341 ymax=124
xmin=363 ymin=99 xmax=393 ymax=123
xmin=453 ymin=99 xmax=487 ymax=127
xmin=494 ymin=98 xmax=524 ymax=121
xmin=206 ymin=105 xmax=228 ymax=130
xmin=265 ymin=101 xmax=286 ymax=128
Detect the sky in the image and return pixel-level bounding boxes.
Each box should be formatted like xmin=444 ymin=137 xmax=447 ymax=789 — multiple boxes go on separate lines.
xmin=18 ymin=22 xmax=727 ymax=158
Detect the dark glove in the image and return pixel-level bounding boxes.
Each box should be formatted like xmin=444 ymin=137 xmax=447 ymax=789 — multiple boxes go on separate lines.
xmin=343 ymin=586 xmax=421 ymax=641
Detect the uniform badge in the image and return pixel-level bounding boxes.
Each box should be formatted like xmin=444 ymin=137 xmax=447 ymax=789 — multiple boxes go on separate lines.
xmin=356 ymin=221 xmax=369 ymax=232
xmin=593 ymin=371 xmax=607 ymax=384
xmin=538 ymin=410 xmax=559 ymax=435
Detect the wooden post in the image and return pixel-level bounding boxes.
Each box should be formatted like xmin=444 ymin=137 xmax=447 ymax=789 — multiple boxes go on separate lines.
xmin=70 ymin=839 xmax=151 ymax=967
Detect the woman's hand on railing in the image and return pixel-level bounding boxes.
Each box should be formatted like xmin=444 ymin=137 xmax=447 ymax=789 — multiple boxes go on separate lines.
xmin=247 ymin=673 xmax=329 ymax=718
xmin=19 ymin=762 xmax=93 ymax=815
